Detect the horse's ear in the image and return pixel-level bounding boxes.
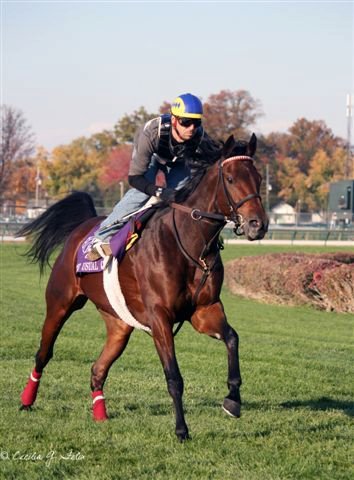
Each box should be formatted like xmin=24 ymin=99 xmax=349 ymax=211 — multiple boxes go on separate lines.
xmin=222 ymin=135 xmax=235 ymax=157
xmin=248 ymin=133 xmax=257 ymax=157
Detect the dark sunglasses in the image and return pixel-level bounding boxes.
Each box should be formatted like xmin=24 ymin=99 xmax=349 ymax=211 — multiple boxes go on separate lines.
xmin=177 ymin=117 xmax=202 ymax=128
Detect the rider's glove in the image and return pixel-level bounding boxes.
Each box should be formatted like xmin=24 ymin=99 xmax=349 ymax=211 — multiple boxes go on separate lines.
xmin=155 ymin=187 xmax=176 ymax=203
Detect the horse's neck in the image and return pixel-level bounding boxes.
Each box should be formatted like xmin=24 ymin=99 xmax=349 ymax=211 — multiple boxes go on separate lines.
xmin=172 ymin=165 xmax=223 ymax=256
xmin=183 ymin=165 xmax=219 ymax=213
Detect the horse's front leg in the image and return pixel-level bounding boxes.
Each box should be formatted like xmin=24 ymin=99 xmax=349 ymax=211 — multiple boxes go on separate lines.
xmin=222 ymin=322 xmax=242 ymax=417
xmin=191 ymin=302 xmax=242 ymax=417
xmin=152 ymin=315 xmax=190 ymax=442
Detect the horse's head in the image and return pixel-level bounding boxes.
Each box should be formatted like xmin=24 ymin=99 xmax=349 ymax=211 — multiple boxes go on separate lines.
xmin=217 ymin=134 xmax=268 ymax=240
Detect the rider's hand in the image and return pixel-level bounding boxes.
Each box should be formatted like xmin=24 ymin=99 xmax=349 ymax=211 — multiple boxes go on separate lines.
xmin=159 ymin=188 xmax=176 ymax=203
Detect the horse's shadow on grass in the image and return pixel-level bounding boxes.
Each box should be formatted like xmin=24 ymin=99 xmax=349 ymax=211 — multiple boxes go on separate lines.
xmin=108 ymin=402 xmax=172 ymax=419
xmin=279 ymin=397 xmax=354 ymax=417
xmin=106 ymin=397 xmax=354 ymax=420
xmin=194 ymin=397 xmax=354 ymax=417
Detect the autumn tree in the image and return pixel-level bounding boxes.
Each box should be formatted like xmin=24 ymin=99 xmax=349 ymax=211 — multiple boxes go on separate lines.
xmin=305 ymin=148 xmax=346 ymax=210
xmin=97 ymin=144 xmax=132 ymax=207
xmin=277 ymin=156 xmax=307 ymax=207
xmin=202 ymin=90 xmax=263 ymax=141
xmin=287 ymin=118 xmax=343 ymax=173
xmin=113 ymin=107 xmax=157 ymax=143
xmin=262 ymin=119 xmax=347 ymax=211
xmin=7 ymin=158 xmax=36 ymax=201
xmin=0 ymin=105 xmax=36 ymax=198
xmin=45 ymin=137 xmax=103 ymax=202
xmin=89 ymin=130 xmax=119 ymax=157
xmin=99 ymin=144 xmax=132 ymax=186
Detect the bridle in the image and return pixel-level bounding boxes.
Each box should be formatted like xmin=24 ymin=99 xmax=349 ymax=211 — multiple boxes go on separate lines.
xmin=171 ymin=155 xmax=261 ymax=235
xmin=170 ymin=155 xmax=261 ymax=335
xmin=216 ymin=155 xmax=261 ymax=235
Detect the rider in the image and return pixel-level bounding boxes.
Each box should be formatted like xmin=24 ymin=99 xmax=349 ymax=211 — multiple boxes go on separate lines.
xmin=87 ymin=92 xmax=220 ymax=261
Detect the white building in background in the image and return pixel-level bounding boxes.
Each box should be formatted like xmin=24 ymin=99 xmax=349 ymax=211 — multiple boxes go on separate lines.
xmin=270 ymin=202 xmax=296 ymax=225
xmin=270 ymin=202 xmax=326 ymax=226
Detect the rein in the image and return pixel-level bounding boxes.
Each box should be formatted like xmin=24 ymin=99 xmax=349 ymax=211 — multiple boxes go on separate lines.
xmin=170 ymin=202 xmax=227 ymax=223
xmin=170 ymin=154 xmax=260 ymax=336
xmin=171 ymin=207 xmax=224 ymax=337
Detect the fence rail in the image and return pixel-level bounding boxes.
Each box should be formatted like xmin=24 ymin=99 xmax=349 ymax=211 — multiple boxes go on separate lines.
xmin=222 ymin=226 xmax=354 ymax=243
xmin=2 ymin=220 xmax=354 ymax=245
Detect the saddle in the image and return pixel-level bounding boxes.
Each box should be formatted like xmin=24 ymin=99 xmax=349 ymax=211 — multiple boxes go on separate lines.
xmin=76 ymin=207 xmax=157 ymax=274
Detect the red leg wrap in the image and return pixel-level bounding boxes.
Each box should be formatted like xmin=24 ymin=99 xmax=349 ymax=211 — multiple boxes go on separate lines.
xmin=92 ymin=390 xmax=108 ymax=421
xmin=21 ymin=369 xmax=42 ymax=406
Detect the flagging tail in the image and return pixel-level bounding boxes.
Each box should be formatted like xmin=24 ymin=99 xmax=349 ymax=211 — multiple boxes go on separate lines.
xmin=16 ymin=191 xmax=97 ymax=274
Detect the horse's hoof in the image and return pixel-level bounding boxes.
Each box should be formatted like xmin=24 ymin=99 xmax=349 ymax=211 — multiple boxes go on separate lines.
xmin=176 ymin=431 xmax=191 ymax=442
xmin=222 ymin=398 xmax=241 ymax=418
xmin=175 ymin=421 xmax=190 ymax=442
xmin=19 ymin=405 xmax=32 ymax=411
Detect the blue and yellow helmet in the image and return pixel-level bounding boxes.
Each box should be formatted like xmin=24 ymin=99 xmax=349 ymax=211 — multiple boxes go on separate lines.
xmin=170 ymin=93 xmax=203 ymax=119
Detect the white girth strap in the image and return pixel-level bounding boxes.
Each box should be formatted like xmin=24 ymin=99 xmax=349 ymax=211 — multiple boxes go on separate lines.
xmin=103 ymin=257 xmax=152 ymax=333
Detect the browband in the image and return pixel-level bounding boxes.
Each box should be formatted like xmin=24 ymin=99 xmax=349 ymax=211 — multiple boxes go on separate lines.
xmin=221 ymin=155 xmax=253 ymax=166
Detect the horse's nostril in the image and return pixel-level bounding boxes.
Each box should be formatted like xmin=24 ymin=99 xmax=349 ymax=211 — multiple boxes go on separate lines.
xmin=249 ymin=219 xmax=261 ymax=229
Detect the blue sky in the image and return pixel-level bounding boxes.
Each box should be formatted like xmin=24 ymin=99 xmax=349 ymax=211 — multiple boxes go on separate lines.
xmin=2 ymin=0 xmax=353 ymax=150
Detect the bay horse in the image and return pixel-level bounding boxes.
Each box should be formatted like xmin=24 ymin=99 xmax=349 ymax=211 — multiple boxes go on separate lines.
xmin=18 ymin=134 xmax=268 ymax=441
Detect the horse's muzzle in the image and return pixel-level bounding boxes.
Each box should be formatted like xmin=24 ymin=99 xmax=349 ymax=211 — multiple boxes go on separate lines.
xmin=243 ymin=216 xmax=269 ymax=241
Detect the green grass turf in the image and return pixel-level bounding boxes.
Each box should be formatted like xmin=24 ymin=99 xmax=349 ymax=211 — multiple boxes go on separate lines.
xmin=0 ymin=243 xmax=353 ymax=480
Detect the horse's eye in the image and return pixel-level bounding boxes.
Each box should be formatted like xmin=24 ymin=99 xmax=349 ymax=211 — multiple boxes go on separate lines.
xmin=227 ymin=176 xmax=233 ymax=183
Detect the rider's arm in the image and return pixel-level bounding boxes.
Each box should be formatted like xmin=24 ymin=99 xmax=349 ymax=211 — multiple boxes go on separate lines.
xmin=128 ymin=118 xmax=161 ymax=196
xmin=128 ymin=174 xmax=157 ymax=196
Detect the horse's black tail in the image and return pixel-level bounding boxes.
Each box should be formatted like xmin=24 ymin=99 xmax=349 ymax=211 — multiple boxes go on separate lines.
xmin=16 ymin=191 xmax=97 ymax=274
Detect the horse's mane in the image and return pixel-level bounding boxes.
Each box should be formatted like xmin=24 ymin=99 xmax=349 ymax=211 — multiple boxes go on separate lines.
xmin=174 ymin=168 xmax=207 ymax=203
xmin=155 ymin=136 xmax=223 ymax=207
xmin=159 ymin=137 xmax=250 ymax=207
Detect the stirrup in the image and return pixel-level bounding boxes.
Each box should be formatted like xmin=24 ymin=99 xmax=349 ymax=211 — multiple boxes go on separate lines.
xmin=86 ymin=241 xmax=112 ymax=261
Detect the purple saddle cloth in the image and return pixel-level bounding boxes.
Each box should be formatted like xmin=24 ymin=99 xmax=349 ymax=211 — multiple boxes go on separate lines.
xmin=76 ymin=213 xmax=143 ymax=274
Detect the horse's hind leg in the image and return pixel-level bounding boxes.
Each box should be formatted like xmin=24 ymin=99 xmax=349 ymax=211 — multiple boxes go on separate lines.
xmin=191 ymin=302 xmax=242 ymax=418
xmin=20 ymin=274 xmax=87 ymax=409
xmin=90 ymin=311 xmax=133 ymax=421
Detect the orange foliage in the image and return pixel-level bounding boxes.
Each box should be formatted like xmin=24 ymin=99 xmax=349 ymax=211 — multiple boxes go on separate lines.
xmin=99 ymin=144 xmax=132 ymax=187
xmin=7 ymin=160 xmax=36 ymax=198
